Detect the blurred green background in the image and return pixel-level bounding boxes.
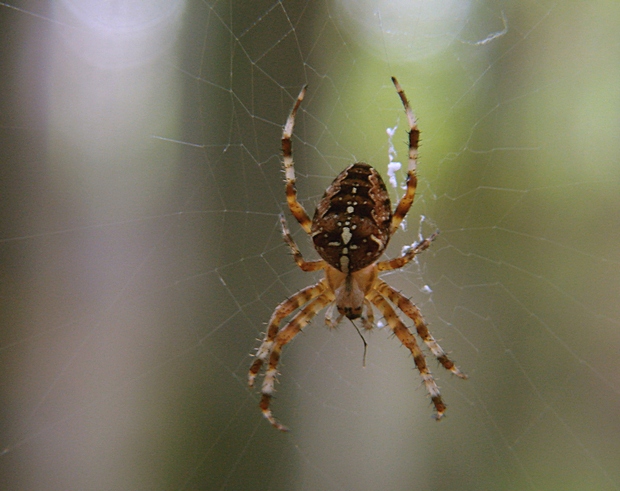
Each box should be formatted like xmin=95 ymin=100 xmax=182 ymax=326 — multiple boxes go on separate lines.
xmin=0 ymin=1 xmax=619 ymax=490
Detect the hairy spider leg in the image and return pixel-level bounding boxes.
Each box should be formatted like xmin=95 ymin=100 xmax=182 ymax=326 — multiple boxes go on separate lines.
xmin=368 ymin=290 xmax=447 ymax=420
xmin=248 ymin=280 xmax=327 ymax=387
xmin=376 ymin=280 xmax=466 ymax=379
xmin=377 ymin=231 xmax=438 ymax=272
xmin=280 ymin=214 xmax=326 ymax=272
xmin=282 ymin=85 xmax=313 ymax=234
xmin=260 ymin=290 xmax=335 ymax=431
xmin=390 ymin=77 xmax=420 ymax=235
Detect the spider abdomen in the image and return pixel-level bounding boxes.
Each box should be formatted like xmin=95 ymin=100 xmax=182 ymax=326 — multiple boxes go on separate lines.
xmin=311 ymin=162 xmax=392 ymax=273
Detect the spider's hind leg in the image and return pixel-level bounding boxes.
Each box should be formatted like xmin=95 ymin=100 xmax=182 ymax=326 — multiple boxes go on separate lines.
xmin=282 ymin=85 xmax=313 ymax=234
xmin=389 ymin=77 xmax=420 ymax=235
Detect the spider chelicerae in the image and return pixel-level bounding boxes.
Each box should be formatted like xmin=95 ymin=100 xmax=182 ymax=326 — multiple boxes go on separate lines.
xmin=248 ymin=77 xmax=466 ymax=431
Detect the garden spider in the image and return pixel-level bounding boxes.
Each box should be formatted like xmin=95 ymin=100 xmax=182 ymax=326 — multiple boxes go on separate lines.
xmin=248 ymin=77 xmax=466 ymax=431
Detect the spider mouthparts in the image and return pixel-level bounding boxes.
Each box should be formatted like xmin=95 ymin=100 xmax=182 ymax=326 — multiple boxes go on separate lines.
xmin=344 ymin=309 xmax=362 ymax=320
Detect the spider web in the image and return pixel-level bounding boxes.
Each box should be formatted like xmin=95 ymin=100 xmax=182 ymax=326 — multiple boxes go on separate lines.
xmin=1 ymin=1 xmax=620 ymax=490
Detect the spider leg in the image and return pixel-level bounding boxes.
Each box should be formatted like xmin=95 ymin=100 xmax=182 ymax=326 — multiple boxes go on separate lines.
xmin=377 ymin=231 xmax=438 ymax=272
xmin=249 ymin=280 xmax=327 ymax=387
xmin=282 ymin=85 xmax=313 ymax=234
xmin=261 ymin=290 xmax=335 ymax=431
xmin=390 ymin=77 xmax=420 ymax=235
xmin=280 ymin=214 xmax=326 ymax=271
xmin=368 ymin=290 xmax=447 ymax=420
xmin=376 ymin=280 xmax=467 ymax=379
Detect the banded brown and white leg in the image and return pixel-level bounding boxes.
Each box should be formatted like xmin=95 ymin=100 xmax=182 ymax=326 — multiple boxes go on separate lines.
xmin=260 ymin=290 xmax=335 ymax=431
xmin=280 ymin=214 xmax=326 ymax=272
xmin=368 ymin=290 xmax=447 ymax=420
xmin=282 ymin=85 xmax=313 ymax=234
xmin=377 ymin=231 xmax=438 ymax=272
xmin=390 ymin=77 xmax=420 ymax=235
xmin=375 ymin=280 xmax=466 ymax=379
xmin=248 ymin=280 xmax=327 ymax=387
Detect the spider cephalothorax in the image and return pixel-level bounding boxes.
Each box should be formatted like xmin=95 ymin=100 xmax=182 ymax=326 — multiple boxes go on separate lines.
xmin=248 ymin=78 xmax=466 ymax=431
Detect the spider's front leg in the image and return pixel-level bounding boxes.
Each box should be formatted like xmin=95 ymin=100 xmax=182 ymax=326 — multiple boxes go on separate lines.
xmin=260 ymin=291 xmax=335 ymax=431
xmin=249 ymin=280 xmax=327 ymax=387
xmin=376 ymin=279 xmax=467 ymax=379
xmin=368 ymin=290 xmax=447 ymax=420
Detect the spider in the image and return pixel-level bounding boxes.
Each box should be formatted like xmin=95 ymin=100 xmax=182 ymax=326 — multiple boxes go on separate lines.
xmin=248 ymin=77 xmax=466 ymax=431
